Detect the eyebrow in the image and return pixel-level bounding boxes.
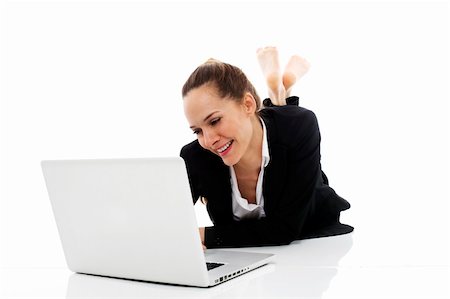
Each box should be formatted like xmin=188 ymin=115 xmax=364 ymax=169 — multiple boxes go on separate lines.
xmin=189 ymin=111 xmax=219 ymax=129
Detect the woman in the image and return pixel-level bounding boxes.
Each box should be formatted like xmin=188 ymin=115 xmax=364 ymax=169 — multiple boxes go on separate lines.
xmin=180 ymin=47 xmax=353 ymax=249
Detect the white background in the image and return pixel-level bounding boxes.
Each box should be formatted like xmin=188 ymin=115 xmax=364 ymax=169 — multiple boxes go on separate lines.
xmin=0 ymin=0 xmax=448 ymax=272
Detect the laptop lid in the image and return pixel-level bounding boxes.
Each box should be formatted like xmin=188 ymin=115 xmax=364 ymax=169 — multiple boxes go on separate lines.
xmin=42 ymin=157 xmax=210 ymax=287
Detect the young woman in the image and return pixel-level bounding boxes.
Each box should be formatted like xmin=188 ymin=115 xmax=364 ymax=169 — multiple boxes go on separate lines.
xmin=180 ymin=47 xmax=353 ymax=249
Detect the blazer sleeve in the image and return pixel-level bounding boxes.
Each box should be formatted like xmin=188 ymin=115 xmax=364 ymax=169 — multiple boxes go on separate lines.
xmin=180 ymin=143 xmax=201 ymax=205
xmin=262 ymin=96 xmax=299 ymax=108
xmin=204 ymin=109 xmax=321 ymax=248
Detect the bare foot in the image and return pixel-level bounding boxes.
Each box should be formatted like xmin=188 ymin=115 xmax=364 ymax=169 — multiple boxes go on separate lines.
xmin=256 ymin=47 xmax=286 ymax=105
xmin=282 ymin=55 xmax=310 ymax=97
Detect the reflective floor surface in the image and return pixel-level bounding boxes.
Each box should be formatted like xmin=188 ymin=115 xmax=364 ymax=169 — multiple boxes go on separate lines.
xmin=1 ymin=231 xmax=448 ymax=299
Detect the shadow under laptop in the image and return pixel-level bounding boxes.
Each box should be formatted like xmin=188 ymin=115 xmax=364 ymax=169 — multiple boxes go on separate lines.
xmin=65 ymin=234 xmax=353 ymax=298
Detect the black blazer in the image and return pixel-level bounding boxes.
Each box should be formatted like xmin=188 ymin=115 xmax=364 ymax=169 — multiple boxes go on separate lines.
xmin=180 ymin=97 xmax=353 ymax=248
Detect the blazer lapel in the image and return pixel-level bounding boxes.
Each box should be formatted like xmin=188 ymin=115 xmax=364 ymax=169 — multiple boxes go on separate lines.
xmin=261 ymin=110 xmax=288 ymax=217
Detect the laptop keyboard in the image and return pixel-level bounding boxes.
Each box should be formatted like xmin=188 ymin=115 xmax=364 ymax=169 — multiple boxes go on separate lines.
xmin=206 ymin=262 xmax=225 ymax=271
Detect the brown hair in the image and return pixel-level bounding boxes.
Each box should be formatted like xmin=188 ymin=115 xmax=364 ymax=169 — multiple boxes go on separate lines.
xmin=182 ymin=58 xmax=261 ymax=111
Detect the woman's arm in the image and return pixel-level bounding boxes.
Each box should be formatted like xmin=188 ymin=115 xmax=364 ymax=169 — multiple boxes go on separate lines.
xmin=180 ymin=141 xmax=202 ymax=205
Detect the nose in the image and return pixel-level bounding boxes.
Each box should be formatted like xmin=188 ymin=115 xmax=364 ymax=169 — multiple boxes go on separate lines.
xmin=202 ymin=128 xmax=219 ymax=149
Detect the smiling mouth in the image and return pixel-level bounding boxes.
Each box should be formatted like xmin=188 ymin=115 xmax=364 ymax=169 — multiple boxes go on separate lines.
xmin=217 ymin=140 xmax=233 ymax=155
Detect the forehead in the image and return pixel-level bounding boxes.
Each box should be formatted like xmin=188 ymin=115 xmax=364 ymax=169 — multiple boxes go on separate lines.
xmin=183 ymin=84 xmax=238 ymax=125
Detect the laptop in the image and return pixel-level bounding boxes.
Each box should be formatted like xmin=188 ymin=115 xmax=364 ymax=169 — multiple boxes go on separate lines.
xmin=41 ymin=157 xmax=274 ymax=287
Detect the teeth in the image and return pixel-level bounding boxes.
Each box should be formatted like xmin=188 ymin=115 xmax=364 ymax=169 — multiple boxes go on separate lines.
xmin=218 ymin=141 xmax=232 ymax=153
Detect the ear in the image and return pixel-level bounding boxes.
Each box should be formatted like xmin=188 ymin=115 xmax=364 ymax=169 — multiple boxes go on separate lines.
xmin=241 ymin=93 xmax=257 ymax=115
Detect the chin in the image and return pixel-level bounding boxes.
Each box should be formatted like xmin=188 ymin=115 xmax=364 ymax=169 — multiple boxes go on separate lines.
xmin=221 ymin=160 xmax=234 ymax=167
xmin=221 ymin=155 xmax=240 ymax=167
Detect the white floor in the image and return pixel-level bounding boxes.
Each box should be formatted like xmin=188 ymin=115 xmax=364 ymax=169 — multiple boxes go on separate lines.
xmin=1 ymin=202 xmax=448 ymax=299
xmin=1 ymin=233 xmax=448 ymax=299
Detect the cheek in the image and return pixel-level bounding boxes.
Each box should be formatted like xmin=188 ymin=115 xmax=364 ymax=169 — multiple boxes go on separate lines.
xmin=236 ymin=119 xmax=252 ymax=141
xmin=226 ymin=118 xmax=244 ymax=137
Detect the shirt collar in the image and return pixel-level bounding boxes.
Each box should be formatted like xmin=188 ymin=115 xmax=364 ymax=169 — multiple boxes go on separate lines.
xmin=260 ymin=117 xmax=270 ymax=168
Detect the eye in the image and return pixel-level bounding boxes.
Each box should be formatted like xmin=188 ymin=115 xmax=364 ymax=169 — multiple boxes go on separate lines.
xmin=192 ymin=129 xmax=202 ymax=135
xmin=210 ymin=117 xmax=221 ymax=126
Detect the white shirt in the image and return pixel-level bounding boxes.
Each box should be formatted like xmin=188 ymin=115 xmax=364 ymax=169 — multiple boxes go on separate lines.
xmin=230 ymin=118 xmax=270 ymax=221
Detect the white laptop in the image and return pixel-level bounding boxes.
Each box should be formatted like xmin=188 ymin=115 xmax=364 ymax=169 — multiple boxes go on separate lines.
xmin=41 ymin=157 xmax=274 ymax=287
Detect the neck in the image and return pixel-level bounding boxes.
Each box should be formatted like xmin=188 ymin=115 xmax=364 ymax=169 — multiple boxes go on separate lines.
xmin=234 ymin=115 xmax=263 ymax=173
